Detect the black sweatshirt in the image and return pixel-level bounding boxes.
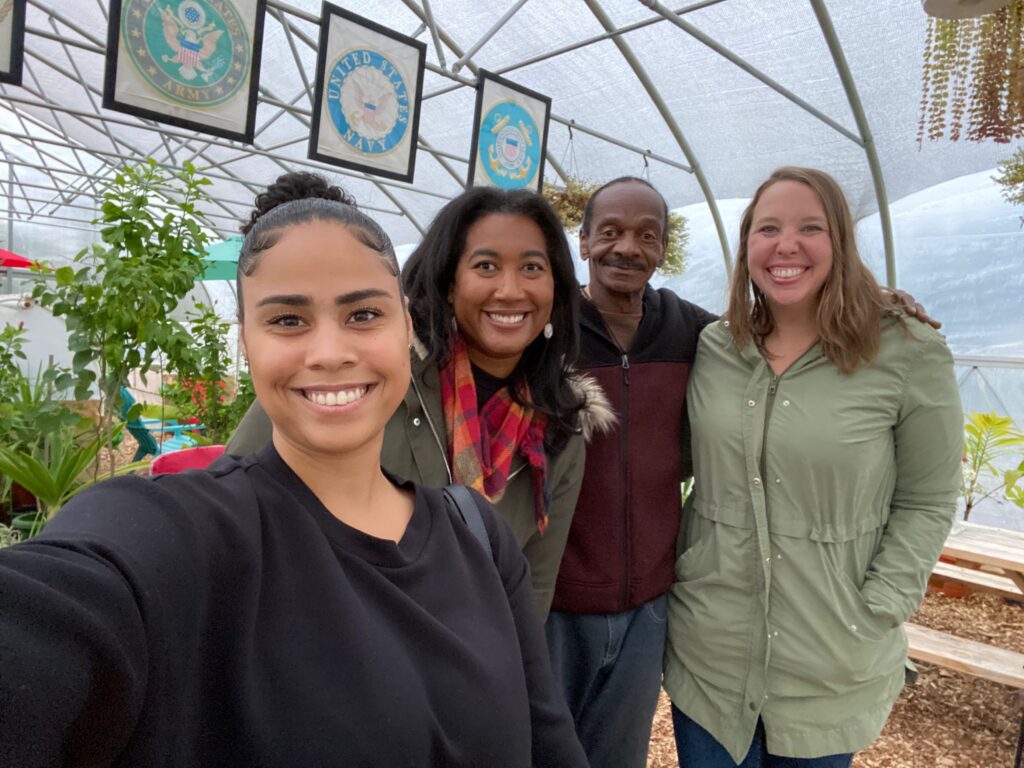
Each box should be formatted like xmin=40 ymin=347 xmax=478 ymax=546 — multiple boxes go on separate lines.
xmin=0 ymin=445 xmax=587 ymax=767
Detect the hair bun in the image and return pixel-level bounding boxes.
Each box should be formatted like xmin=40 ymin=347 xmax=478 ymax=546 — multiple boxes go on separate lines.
xmin=242 ymin=171 xmax=356 ymax=234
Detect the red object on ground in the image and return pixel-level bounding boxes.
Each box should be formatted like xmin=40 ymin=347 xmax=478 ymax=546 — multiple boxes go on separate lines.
xmin=937 ymin=581 xmax=971 ymax=598
xmin=149 ymin=445 xmax=226 ymax=475
xmin=0 ymin=248 xmax=35 ymax=268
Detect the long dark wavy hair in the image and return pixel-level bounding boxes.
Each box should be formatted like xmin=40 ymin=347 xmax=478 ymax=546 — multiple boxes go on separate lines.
xmin=402 ymin=187 xmax=584 ymax=453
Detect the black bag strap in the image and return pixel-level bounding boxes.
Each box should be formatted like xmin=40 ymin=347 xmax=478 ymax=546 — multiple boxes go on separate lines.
xmin=443 ymin=484 xmax=493 ymax=558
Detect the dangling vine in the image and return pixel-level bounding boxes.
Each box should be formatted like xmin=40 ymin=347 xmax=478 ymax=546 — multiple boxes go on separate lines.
xmin=919 ymin=0 xmax=1024 ymax=144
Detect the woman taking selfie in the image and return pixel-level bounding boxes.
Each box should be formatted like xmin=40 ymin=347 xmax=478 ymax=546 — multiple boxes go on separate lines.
xmin=230 ymin=184 xmax=612 ymax=616
xmin=664 ymin=167 xmax=962 ymax=767
xmin=0 ymin=174 xmax=588 ymax=767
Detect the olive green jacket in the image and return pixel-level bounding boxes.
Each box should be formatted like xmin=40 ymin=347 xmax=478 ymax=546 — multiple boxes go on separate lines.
xmin=663 ymin=318 xmax=962 ymax=761
xmin=227 ymin=348 xmax=614 ymax=617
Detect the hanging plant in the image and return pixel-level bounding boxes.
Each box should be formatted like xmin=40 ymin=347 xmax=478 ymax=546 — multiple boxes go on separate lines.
xmin=662 ymin=211 xmax=689 ymax=276
xmin=543 ymin=177 xmax=596 ymax=232
xmin=918 ymin=0 xmax=1024 ymax=144
xmin=543 ymin=177 xmax=689 ymax=275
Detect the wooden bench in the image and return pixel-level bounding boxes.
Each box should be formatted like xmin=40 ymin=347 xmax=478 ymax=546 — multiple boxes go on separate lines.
xmin=930 ymin=560 xmax=1024 ymax=602
xmin=905 ymin=622 xmax=1024 ymax=767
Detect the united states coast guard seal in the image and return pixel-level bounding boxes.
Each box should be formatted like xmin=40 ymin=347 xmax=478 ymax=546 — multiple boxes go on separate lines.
xmin=325 ymin=49 xmax=410 ymax=156
xmin=122 ymin=0 xmax=250 ymax=107
xmin=478 ymin=100 xmax=541 ymax=189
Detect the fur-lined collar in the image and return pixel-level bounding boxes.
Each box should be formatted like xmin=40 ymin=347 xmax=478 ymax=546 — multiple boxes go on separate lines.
xmin=568 ymin=371 xmax=616 ymax=442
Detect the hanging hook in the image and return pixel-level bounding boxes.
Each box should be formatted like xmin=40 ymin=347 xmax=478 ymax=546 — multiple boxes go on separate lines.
xmin=560 ymin=122 xmax=579 ymax=180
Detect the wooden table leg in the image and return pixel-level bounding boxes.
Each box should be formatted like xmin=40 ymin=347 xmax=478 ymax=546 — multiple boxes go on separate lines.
xmin=1015 ymin=692 xmax=1024 ymax=768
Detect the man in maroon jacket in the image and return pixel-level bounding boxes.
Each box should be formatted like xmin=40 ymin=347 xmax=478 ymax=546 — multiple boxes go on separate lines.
xmin=545 ymin=177 xmax=716 ymax=768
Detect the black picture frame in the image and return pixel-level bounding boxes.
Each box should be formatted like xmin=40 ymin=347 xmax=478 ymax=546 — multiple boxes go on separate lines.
xmin=0 ymin=0 xmax=27 ymax=86
xmin=309 ymin=2 xmax=426 ymax=183
xmin=467 ymin=69 xmax=551 ymax=193
xmin=102 ymin=0 xmax=266 ymax=144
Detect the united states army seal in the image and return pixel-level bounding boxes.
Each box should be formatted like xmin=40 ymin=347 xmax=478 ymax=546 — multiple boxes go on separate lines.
xmin=325 ymin=49 xmax=411 ymax=156
xmin=122 ymin=0 xmax=250 ymax=108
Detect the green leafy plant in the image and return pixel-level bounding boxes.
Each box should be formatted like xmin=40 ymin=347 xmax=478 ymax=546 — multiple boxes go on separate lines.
xmin=220 ymin=370 xmax=256 ymax=442
xmin=993 ymin=146 xmax=1024 ymax=224
xmin=0 ymin=365 xmax=82 ymax=455
xmin=960 ymin=411 xmax=1024 ymax=520
xmin=0 ymin=523 xmax=19 ymax=549
xmin=1004 ymin=459 xmax=1024 ymax=508
xmin=0 ymin=325 xmax=84 ymax=516
xmin=0 ymin=423 xmax=148 ymax=537
xmin=0 ymin=324 xmax=29 ymax=510
xmin=31 ymin=159 xmax=212 ymax=476
xmin=543 ymin=177 xmax=689 ymax=275
xmin=0 ymin=323 xmax=27 ymax=395
xmin=162 ymin=304 xmax=254 ymax=445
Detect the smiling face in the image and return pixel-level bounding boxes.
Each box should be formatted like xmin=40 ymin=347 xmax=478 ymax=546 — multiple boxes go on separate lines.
xmin=449 ymin=213 xmax=554 ymax=378
xmin=580 ymin=181 xmax=666 ymax=310
xmin=746 ymin=180 xmax=834 ymax=319
xmin=239 ymin=220 xmax=411 ymax=464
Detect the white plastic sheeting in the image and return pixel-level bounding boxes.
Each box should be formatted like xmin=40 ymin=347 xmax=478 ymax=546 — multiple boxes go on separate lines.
xmin=0 ymin=0 xmax=1018 ymax=251
xmin=1 ymin=1 xmax=1022 ymax=367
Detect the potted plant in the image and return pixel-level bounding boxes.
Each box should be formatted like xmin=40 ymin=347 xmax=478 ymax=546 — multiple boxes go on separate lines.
xmin=0 ymin=423 xmax=148 ymax=539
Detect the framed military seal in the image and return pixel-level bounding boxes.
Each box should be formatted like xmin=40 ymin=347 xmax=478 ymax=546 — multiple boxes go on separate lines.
xmin=0 ymin=0 xmax=26 ymax=86
xmin=103 ymin=0 xmax=267 ymax=143
xmin=309 ymin=3 xmax=426 ymax=183
xmin=467 ymin=70 xmax=550 ymax=193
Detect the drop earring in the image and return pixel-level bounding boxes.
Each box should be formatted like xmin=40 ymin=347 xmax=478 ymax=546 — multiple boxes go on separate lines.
xmin=451 ymin=315 xmax=458 ymax=333
xmin=543 ymin=322 xmax=554 ymax=340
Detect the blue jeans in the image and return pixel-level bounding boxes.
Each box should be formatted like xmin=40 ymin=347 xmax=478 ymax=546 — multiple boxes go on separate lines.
xmin=672 ymin=706 xmax=854 ymax=768
xmin=545 ymin=595 xmax=667 ymax=768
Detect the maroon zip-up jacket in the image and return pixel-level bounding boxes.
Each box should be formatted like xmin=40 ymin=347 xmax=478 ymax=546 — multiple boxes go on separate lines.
xmin=550 ymin=286 xmax=717 ymax=614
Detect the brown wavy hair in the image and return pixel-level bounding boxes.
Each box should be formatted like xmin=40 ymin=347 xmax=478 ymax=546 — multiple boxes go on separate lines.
xmin=724 ymin=166 xmax=895 ymax=374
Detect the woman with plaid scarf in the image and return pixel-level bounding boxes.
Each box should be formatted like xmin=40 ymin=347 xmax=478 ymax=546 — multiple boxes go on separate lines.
xmin=230 ymin=186 xmax=613 ymax=617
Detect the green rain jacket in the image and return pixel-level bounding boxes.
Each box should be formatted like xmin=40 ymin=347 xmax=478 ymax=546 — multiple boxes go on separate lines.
xmin=663 ymin=317 xmax=962 ymax=761
xmin=227 ymin=346 xmax=614 ymax=617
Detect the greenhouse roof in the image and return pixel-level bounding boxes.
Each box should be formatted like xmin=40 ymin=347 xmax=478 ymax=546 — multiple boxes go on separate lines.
xmin=0 ymin=0 xmax=1018 ymax=283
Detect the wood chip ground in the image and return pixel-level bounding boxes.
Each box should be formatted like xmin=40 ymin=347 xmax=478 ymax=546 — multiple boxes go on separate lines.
xmin=648 ymin=592 xmax=1024 ymax=767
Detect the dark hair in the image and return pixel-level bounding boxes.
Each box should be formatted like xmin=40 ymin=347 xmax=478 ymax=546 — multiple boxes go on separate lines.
xmin=236 ymin=172 xmax=399 ymax=319
xmin=580 ymin=176 xmax=669 ymax=242
xmin=402 ymin=186 xmax=583 ymax=453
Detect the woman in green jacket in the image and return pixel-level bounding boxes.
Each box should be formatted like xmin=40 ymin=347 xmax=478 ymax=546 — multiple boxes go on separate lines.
xmin=229 ymin=185 xmax=613 ymax=617
xmin=664 ymin=167 xmax=962 ymax=767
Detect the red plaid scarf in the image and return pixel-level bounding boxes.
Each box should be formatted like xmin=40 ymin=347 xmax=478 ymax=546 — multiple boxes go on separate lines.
xmin=440 ymin=334 xmax=550 ymax=534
